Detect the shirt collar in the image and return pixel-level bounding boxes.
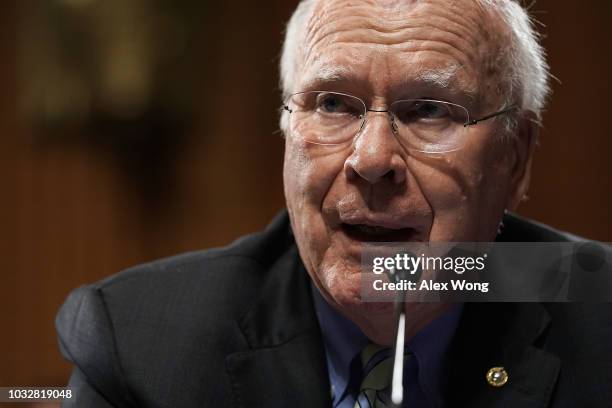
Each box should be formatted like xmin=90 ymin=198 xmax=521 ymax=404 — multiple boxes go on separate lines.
xmin=311 ymin=285 xmax=368 ymax=403
xmin=410 ymin=303 xmax=463 ymax=407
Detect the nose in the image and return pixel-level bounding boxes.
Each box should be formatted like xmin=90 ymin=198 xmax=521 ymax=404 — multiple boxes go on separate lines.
xmin=344 ymin=111 xmax=407 ymax=185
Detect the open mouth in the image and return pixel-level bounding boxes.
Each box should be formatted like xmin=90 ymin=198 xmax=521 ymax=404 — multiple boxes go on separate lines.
xmin=341 ymin=223 xmax=418 ymax=242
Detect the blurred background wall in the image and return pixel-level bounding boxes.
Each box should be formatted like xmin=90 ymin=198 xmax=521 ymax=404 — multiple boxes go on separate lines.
xmin=0 ymin=0 xmax=610 ymax=393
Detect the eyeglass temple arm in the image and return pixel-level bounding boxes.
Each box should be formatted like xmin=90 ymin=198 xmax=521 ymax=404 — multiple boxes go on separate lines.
xmin=464 ymin=105 xmax=518 ymax=127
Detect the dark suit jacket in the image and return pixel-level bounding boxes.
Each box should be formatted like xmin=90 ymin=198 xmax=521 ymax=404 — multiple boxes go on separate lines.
xmin=56 ymin=211 xmax=612 ymax=407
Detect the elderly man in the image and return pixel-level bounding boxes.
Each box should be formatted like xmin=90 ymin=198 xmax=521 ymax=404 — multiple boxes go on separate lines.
xmin=56 ymin=0 xmax=612 ymax=407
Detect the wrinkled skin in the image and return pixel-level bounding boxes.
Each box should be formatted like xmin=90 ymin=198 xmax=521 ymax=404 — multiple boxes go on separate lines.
xmin=283 ymin=0 xmax=537 ymax=345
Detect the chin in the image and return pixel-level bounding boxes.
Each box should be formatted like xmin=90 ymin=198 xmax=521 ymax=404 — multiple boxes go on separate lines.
xmin=318 ymin=259 xmax=361 ymax=302
xmin=318 ymin=257 xmax=394 ymax=316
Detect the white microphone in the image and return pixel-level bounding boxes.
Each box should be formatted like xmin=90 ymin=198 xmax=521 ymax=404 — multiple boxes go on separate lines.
xmin=385 ymin=253 xmax=422 ymax=407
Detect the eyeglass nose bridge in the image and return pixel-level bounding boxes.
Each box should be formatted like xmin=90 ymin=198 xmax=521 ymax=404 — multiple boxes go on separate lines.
xmin=358 ymin=108 xmax=399 ymax=136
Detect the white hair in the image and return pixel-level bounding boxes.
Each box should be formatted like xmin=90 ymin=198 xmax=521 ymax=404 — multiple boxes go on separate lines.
xmin=279 ymin=0 xmax=550 ymax=131
xmin=476 ymin=0 xmax=551 ymax=118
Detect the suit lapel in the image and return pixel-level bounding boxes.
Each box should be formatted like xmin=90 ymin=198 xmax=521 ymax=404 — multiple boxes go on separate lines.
xmin=226 ymin=245 xmax=331 ymax=408
xmin=447 ymin=302 xmax=560 ymax=408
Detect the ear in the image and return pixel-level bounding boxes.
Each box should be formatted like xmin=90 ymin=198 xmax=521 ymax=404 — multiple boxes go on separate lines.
xmin=507 ymin=111 xmax=539 ymax=211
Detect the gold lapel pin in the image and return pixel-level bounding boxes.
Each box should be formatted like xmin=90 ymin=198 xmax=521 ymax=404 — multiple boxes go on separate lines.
xmin=486 ymin=366 xmax=509 ymax=387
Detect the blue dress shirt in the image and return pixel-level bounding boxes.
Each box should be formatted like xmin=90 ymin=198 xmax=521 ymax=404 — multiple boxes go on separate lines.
xmin=311 ymin=285 xmax=462 ymax=408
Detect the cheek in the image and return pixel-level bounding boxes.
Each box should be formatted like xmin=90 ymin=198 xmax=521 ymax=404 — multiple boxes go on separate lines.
xmin=283 ymin=140 xmax=367 ymax=308
xmin=411 ymin=158 xmax=466 ymax=210
xmin=283 ymin=139 xmax=350 ymax=265
xmin=414 ymin=140 xmax=513 ymax=240
xmin=283 ymin=139 xmax=347 ymax=211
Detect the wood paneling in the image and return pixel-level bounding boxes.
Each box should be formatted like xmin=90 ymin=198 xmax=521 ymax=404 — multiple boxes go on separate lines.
xmin=522 ymin=0 xmax=612 ymax=239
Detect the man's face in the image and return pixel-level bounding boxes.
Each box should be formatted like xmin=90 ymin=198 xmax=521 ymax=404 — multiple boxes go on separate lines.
xmin=283 ymin=0 xmax=532 ymax=318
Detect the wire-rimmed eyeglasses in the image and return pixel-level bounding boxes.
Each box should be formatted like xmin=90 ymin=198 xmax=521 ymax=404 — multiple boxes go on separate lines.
xmin=283 ymin=91 xmax=517 ymax=154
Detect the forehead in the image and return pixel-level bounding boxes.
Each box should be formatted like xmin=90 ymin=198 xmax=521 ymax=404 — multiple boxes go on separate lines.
xmin=299 ymin=0 xmax=503 ymax=101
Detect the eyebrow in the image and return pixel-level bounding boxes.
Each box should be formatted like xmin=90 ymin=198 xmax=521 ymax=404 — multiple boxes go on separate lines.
xmin=299 ymin=62 xmax=478 ymax=101
xmin=413 ymin=65 xmax=478 ymax=101
xmin=416 ymin=65 xmax=460 ymax=89
xmin=299 ymin=64 xmax=359 ymax=89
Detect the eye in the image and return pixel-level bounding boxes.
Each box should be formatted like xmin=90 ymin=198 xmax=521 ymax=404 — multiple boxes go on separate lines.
xmin=317 ymin=94 xmax=348 ymax=113
xmin=412 ymin=101 xmax=450 ymax=119
xmin=314 ymin=93 xmax=365 ymax=116
xmin=393 ymin=100 xmax=453 ymax=124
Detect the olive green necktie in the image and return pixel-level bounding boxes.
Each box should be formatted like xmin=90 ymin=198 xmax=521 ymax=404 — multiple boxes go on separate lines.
xmin=354 ymin=344 xmax=412 ymax=408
